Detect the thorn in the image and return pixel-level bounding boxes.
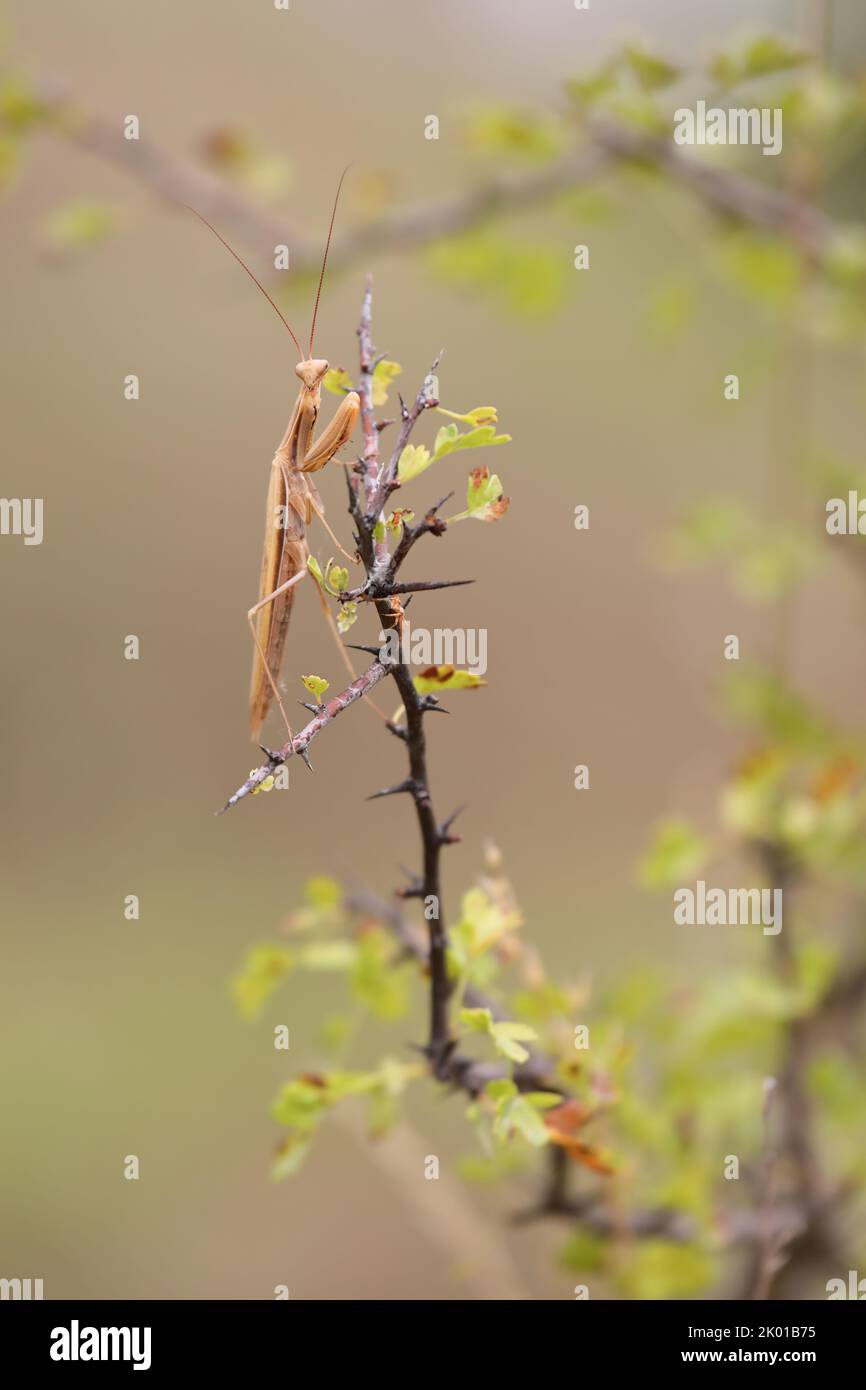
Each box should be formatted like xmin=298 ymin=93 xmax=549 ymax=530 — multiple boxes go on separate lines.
xmin=367 ymin=779 xmax=415 ymax=801
xmin=387 ymin=578 xmax=475 ymax=595
xmin=345 ymin=642 xmax=383 ymax=657
xmin=396 ymin=866 xmax=424 ymax=897
xmin=298 ymin=701 xmax=320 ymax=715
xmin=402 ymin=594 xmax=414 ymax=611
xmin=385 ymin=720 xmax=407 ymax=741
xmin=299 ymin=746 xmax=314 ymax=771
xmin=426 ymin=491 xmax=454 ymax=517
xmin=258 ymin=744 xmax=282 ymax=763
xmin=439 ymin=805 xmax=465 ymax=844
xmin=419 ymin=696 xmax=449 ymax=714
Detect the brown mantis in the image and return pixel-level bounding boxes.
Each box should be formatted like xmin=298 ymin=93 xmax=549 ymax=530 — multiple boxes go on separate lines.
xmin=183 ymin=175 xmax=364 ymax=749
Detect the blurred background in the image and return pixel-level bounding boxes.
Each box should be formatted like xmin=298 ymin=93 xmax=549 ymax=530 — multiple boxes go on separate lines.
xmin=2 ymin=0 xmax=865 ymax=1300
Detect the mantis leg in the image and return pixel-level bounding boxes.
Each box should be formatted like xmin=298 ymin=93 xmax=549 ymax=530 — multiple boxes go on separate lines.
xmin=309 ymin=492 xmax=357 ymax=564
xmin=247 ymin=567 xmax=308 ymax=749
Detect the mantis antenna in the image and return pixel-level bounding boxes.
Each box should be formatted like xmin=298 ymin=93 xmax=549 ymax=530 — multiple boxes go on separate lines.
xmin=178 ymin=202 xmax=305 ymax=361
xmin=308 ymin=165 xmax=351 ymax=359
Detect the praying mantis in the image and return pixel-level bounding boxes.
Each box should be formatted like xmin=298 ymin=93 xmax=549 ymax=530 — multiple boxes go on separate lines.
xmin=183 ymin=175 xmax=362 ymax=748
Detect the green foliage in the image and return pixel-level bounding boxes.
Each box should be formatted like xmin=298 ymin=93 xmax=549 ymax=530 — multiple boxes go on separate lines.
xmin=709 ymin=34 xmax=810 ymax=88
xmin=306 ymin=555 xmax=353 ymax=599
xmin=413 ymin=666 xmax=486 ymax=693
xmin=639 ymin=819 xmax=707 ymax=888
xmin=464 ymin=104 xmax=562 ymax=162
xmin=397 ymin=443 xmax=431 ymax=483
xmin=41 ymin=200 xmax=114 ymax=253
xmin=459 ymin=1007 xmax=539 ymax=1064
xmin=449 ymin=466 xmax=510 ymax=523
xmin=722 ymin=233 xmax=803 ymax=306
xmin=398 ymin=410 xmax=510 ymax=486
xmin=483 ymin=1078 xmax=552 ymax=1147
xmin=661 ymin=498 xmax=818 ymax=600
xmin=448 ymin=884 xmax=521 ymax=976
xmin=621 ymin=44 xmax=680 ymax=91
xmin=615 ymin=1241 xmax=715 ymax=1300
xmin=232 ymin=945 xmax=295 ymax=1019
xmin=427 ymin=230 xmax=567 ymax=316
xmin=0 ymin=75 xmax=48 ymax=133
xmin=336 ymin=600 xmax=358 ymax=634
xmin=723 ymin=669 xmax=843 ymax=756
xmin=301 ymin=673 xmax=329 ymax=704
xmin=351 ymin=927 xmax=411 ymax=1021
xmin=270 ymin=1059 xmax=420 ymax=1178
xmin=324 ymin=359 xmax=401 ymax=406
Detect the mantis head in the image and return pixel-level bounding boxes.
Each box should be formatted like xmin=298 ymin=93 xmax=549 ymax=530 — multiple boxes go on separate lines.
xmin=295 ymin=359 xmax=330 ymax=391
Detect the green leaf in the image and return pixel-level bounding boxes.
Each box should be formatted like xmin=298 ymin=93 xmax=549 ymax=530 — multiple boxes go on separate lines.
xmin=709 ymin=34 xmax=809 ymax=86
xmin=231 ymin=945 xmax=295 ymax=1019
xmin=484 ymin=1078 xmax=517 ymax=1104
xmin=427 ymin=230 xmax=567 ymax=317
xmin=297 ymin=940 xmax=356 ymax=971
xmin=459 ymin=1006 xmax=493 ymax=1034
xmin=724 ymin=668 xmax=840 ymax=755
xmin=638 ymin=819 xmax=707 ymax=888
xmin=337 ymin=601 xmax=358 ymax=634
xmin=458 ymin=1007 xmax=537 ymax=1065
xmin=449 ymin=886 xmax=521 ymax=973
xmin=564 ymin=64 xmax=619 ymax=108
xmin=0 ymin=76 xmax=47 ymax=132
xmin=431 ymin=422 xmax=511 ymax=464
xmin=449 ymin=466 xmax=510 ymax=523
xmin=493 ymin=1094 xmax=550 ymax=1147
xmin=323 ymin=368 xmax=353 ymax=397
xmin=723 ymin=234 xmax=802 ymax=305
xmin=489 ymin=1020 xmax=538 ymax=1064
xmin=437 ymin=406 xmax=501 ymax=428
xmin=559 ymin=1231 xmax=607 ymax=1272
xmin=397 ymin=443 xmax=432 ymax=483
xmin=325 ymin=360 xmax=401 ymax=406
xmin=351 ymin=927 xmax=410 ymax=1020
xmin=413 ymin=666 xmax=486 ymax=693
xmin=41 ymin=200 xmax=114 ymax=253
xmin=740 ymin=35 xmax=809 ymax=79
xmin=622 ymin=45 xmax=680 ymax=90
xmin=615 ymin=1241 xmax=715 ymax=1300
xmin=306 ymin=876 xmax=341 ymax=908
xmin=371 ymin=360 xmax=401 ymax=406
xmin=465 ymin=104 xmax=562 ymax=161
xmin=328 ymin=565 xmax=349 ymax=593
xmin=301 ymin=673 xmax=329 ymax=703
xmin=271 ymin=1133 xmax=314 ymax=1181
xmin=270 ymin=1076 xmax=330 ymax=1129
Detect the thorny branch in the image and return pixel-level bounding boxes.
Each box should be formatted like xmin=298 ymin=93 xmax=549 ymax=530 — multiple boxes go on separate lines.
xmin=221 ymin=283 xmax=457 ymax=1080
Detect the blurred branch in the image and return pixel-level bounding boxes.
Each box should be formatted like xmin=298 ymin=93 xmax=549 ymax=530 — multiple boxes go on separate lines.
xmin=34 ymin=81 xmax=841 ymax=275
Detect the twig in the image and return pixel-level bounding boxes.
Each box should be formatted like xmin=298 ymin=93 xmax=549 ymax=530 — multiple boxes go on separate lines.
xmin=218 ymin=657 xmax=392 ymax=812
